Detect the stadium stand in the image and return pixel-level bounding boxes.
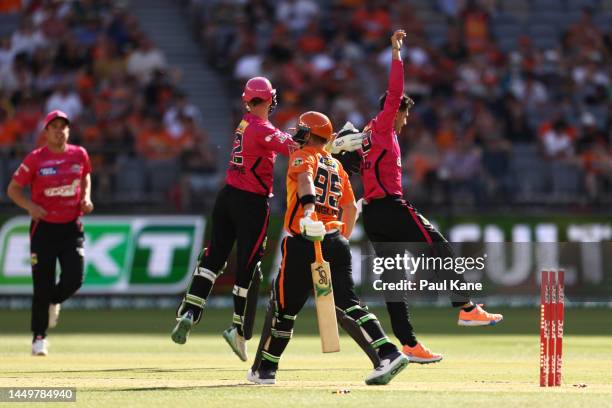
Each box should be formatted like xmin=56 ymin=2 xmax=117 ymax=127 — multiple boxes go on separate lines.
xmin=1 ymin=0 xmax=611 ymax=213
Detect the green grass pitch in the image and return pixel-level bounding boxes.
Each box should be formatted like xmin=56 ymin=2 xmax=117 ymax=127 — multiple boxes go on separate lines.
xmin=1 ymin=307 xmax=611 ymax=407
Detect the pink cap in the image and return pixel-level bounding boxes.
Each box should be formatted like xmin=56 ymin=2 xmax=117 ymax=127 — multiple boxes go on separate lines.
xmin=43 ymin=110 xmax=70 ymax=128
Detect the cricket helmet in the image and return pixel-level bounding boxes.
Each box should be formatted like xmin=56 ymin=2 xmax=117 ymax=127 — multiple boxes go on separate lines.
xmin=297 ymin=111 xmax=334 ymax=141
xmin=242 ymin=76 xmax=276 ymax=102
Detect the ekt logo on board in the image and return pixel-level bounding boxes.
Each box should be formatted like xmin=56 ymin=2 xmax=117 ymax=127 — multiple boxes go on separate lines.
xmin=0 ymin=216 xmax=205 ymax=294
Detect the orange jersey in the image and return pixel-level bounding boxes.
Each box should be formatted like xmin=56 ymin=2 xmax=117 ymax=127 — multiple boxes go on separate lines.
xmin=284 ymin=145 xmax=355 ymax=235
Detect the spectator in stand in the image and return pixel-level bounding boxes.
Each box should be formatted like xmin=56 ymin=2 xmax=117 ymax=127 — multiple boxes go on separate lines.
xmin=352 ymin=2 xmax=391 ymax=50
xmin=127 ymin=35 xmax=167 ymax=85
xmin=45 ymin=80 xmax=83 ymax=121
xmin=275 ymin=0 xmax=319 ymax=35
xmin=460 ymin=0 xmax=490 ymax=55
xmin=540 ymin=119 xmax=576 ymax=160
xmin=10 ymin=17 xmax=47 ymax=56
xmin=501 ymin=93 xmax=534 ymax=143
xmin=440 ymin=135 xmax=486 ymax=205
xmin=136 ymin=115 xmax=177 ymax=161
xmin=163 ymin=91 xmax=203 ymax=137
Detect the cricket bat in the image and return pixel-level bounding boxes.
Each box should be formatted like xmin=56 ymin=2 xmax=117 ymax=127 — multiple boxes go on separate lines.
xmin=311 ymin=240 xmax=340 ymax=353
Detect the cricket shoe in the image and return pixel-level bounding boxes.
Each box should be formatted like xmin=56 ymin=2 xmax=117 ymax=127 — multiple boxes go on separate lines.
xmin=48 ymin=303 xmax=60 ymax=329
xmin=458 ymin=304 xmax=503 ymax=326
xmin=402 ymin=343 xmax=443 ymax=364
xmin=222 ymin=326 xmax=247 ymax=361
xmin=32 ymin=336 xmax=48 ymax=356
xmin=171 ymin=310 xmax=194 ymax=344
xmin=365 ymin=351 xmax=409 ymax=385
xmin=247 ymin=368 xmax=276 ymax=385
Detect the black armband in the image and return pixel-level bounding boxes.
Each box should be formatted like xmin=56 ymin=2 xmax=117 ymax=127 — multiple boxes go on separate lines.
xmin=299 ymin=194 xmax=316 ymax=206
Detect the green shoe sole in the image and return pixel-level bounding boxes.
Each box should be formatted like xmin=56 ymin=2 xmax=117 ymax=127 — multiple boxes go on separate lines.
xmin=171 ymin=316 xmax=193 ymax=345
xmin=365 ymin=356 xmax=409 ymax=385
xmin=222 ymin=329 xmax=247 ymax=362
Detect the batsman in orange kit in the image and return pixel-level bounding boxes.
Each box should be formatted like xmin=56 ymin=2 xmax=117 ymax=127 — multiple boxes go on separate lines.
xmin=248 ymin=111 xmax=408 ymax=386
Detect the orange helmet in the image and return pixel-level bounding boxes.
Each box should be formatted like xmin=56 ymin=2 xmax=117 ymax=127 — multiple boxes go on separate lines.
xmin=297 ymin=111 xmax=334 ymax=141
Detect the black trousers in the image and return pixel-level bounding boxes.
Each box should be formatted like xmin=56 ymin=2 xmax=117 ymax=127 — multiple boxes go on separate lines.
xmin=200 ymin=185 xmax=269 ymax=281
xmin=252 ymin=231 xmax=394 ymax=370
xmin=275 ymin=232 xmax=359 ymax=314
xmin=184 ymin=184 xmax=269 ymax=336
xmin=30 ymin=219 xmax=85 ymax=336
xmin=363 ymin=196 xmax=470 ymax=345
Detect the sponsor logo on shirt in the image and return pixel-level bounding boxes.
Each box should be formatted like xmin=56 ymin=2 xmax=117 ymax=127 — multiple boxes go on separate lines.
xmin=71 ymin=164 xmax=82 ymax=173
xmin=39 ymin=167 xmax=57 ymax=176
xmin=265 ymin=131 xmax=288 ymax=143
xmin=44 ymin=179 xmax=80 ymax=197
xmin=292 ymin=157 xmax=304 ymax=167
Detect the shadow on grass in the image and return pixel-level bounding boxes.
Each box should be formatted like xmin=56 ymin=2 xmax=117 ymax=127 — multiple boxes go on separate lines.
xmin=4 ymin=367 xmax=362 ymax=375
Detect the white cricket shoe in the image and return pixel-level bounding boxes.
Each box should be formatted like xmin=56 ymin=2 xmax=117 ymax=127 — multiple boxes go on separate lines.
xmin=32 ymin=337 xmax=48 ymax=356
xmin=223 ymin=326 xmax=247 ymax=361
xmin=365 ymin=351 xmax=409 ymax=385
xmin=247 ymin=368 xmax=276 ymax=385
xmin=48 ymin=303 xmax=61 ymax=329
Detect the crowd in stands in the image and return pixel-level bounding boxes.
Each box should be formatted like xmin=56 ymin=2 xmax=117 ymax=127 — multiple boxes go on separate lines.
xmin=0 ymin=0 xmax=216 ymax=210
xmin=1 ymin=0 xmax=611 ymax=212
xmin=192 ymin=0 xmax=612 ymax=208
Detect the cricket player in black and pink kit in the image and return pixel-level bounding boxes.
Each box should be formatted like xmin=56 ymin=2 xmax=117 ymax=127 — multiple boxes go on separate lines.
xmin=171 ymin=77 xmax=362 ymax=360
xmin=336 ymin=30 xmax=503 ymax=364
xmin=7 ymin=110 xmax=93 ymax=356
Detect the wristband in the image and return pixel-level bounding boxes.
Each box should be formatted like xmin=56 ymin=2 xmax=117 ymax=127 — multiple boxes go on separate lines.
xmin=299 ymin=194 xmax=316 ymax=206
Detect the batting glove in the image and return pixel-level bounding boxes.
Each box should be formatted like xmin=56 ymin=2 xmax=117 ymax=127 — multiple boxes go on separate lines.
xmin=299 ymin=213 xmax=326 ymax=242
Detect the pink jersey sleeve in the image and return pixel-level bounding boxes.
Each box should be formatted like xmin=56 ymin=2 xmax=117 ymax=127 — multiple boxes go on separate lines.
xmin=257 ymin=128 xmax=297 ymax=157
xmin=371 ymin=59 xmax=404 ymax=142
xmin=12 ymin=152 xmax=37 ymax=186
xmin=81 ymin=147 xmax=92 ymax=176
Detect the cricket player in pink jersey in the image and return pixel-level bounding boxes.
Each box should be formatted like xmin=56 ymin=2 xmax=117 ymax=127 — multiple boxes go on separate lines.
xmin=335 ymin=30 xmax=503 ymax=365
xmin=171 ymin=76 xmax=363 ymax=360
xmin=7 ymin=110 xmax=93 ymax=356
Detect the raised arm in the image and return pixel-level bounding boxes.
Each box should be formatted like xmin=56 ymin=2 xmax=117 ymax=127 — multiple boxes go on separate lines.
xmin=373 ymin=30 xmax=406 ymax=136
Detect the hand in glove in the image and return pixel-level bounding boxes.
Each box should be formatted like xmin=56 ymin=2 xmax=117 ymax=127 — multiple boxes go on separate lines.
xmin=299 ymin=211 xmax=326 ymax=242
xmin=329 ymin=121 xmax=365 ymax=154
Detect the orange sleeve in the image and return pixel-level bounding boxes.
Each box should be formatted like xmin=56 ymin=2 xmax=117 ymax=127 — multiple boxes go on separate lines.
xmin=287 ymin=150 xmax=316 ymax=180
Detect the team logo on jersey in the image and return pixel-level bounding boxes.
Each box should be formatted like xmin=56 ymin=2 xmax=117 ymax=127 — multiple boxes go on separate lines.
xmin=30 ymin=253 xmax=38 ymax=266
xmin=39 ymin=167 xmax=57 ymax=176
xmin=71 ymin=164 xmax=82 ymax=173
xmin=397 ymin=157 xmax=401 ymax=167
xmin=236 ymin=120 xmax=248 ymax=134
xmin=320 ymin=157 xmax=336 ymax=169
xmin=292 ymin=157 xmax=304 ymax=167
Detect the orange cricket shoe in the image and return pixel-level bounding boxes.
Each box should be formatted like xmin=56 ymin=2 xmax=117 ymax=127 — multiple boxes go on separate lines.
xmin=458 ymin=304 xmax=503 ymax=326
xmin=402 ymin=342 xmax=443 ymax=364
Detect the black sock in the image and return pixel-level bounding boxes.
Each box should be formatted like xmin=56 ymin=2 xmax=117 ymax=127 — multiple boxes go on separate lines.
xmin=259 ymin=360 xmax=278 ymax=371
xmin=377 ymin=343 xmax=398 ymax=359
xmin=404 ymin=339 xmax=418 ymax=348
xmin=462 ymin=303 xmax=476 ymax=312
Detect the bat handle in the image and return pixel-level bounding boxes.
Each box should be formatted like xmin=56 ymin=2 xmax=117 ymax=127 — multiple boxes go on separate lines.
xmin=314 ymin=240 xmax=324 ymax=263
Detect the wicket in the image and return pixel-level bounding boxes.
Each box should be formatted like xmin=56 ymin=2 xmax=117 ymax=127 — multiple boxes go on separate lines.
xmin=539 ymin=270 xmax=565 ymax=387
